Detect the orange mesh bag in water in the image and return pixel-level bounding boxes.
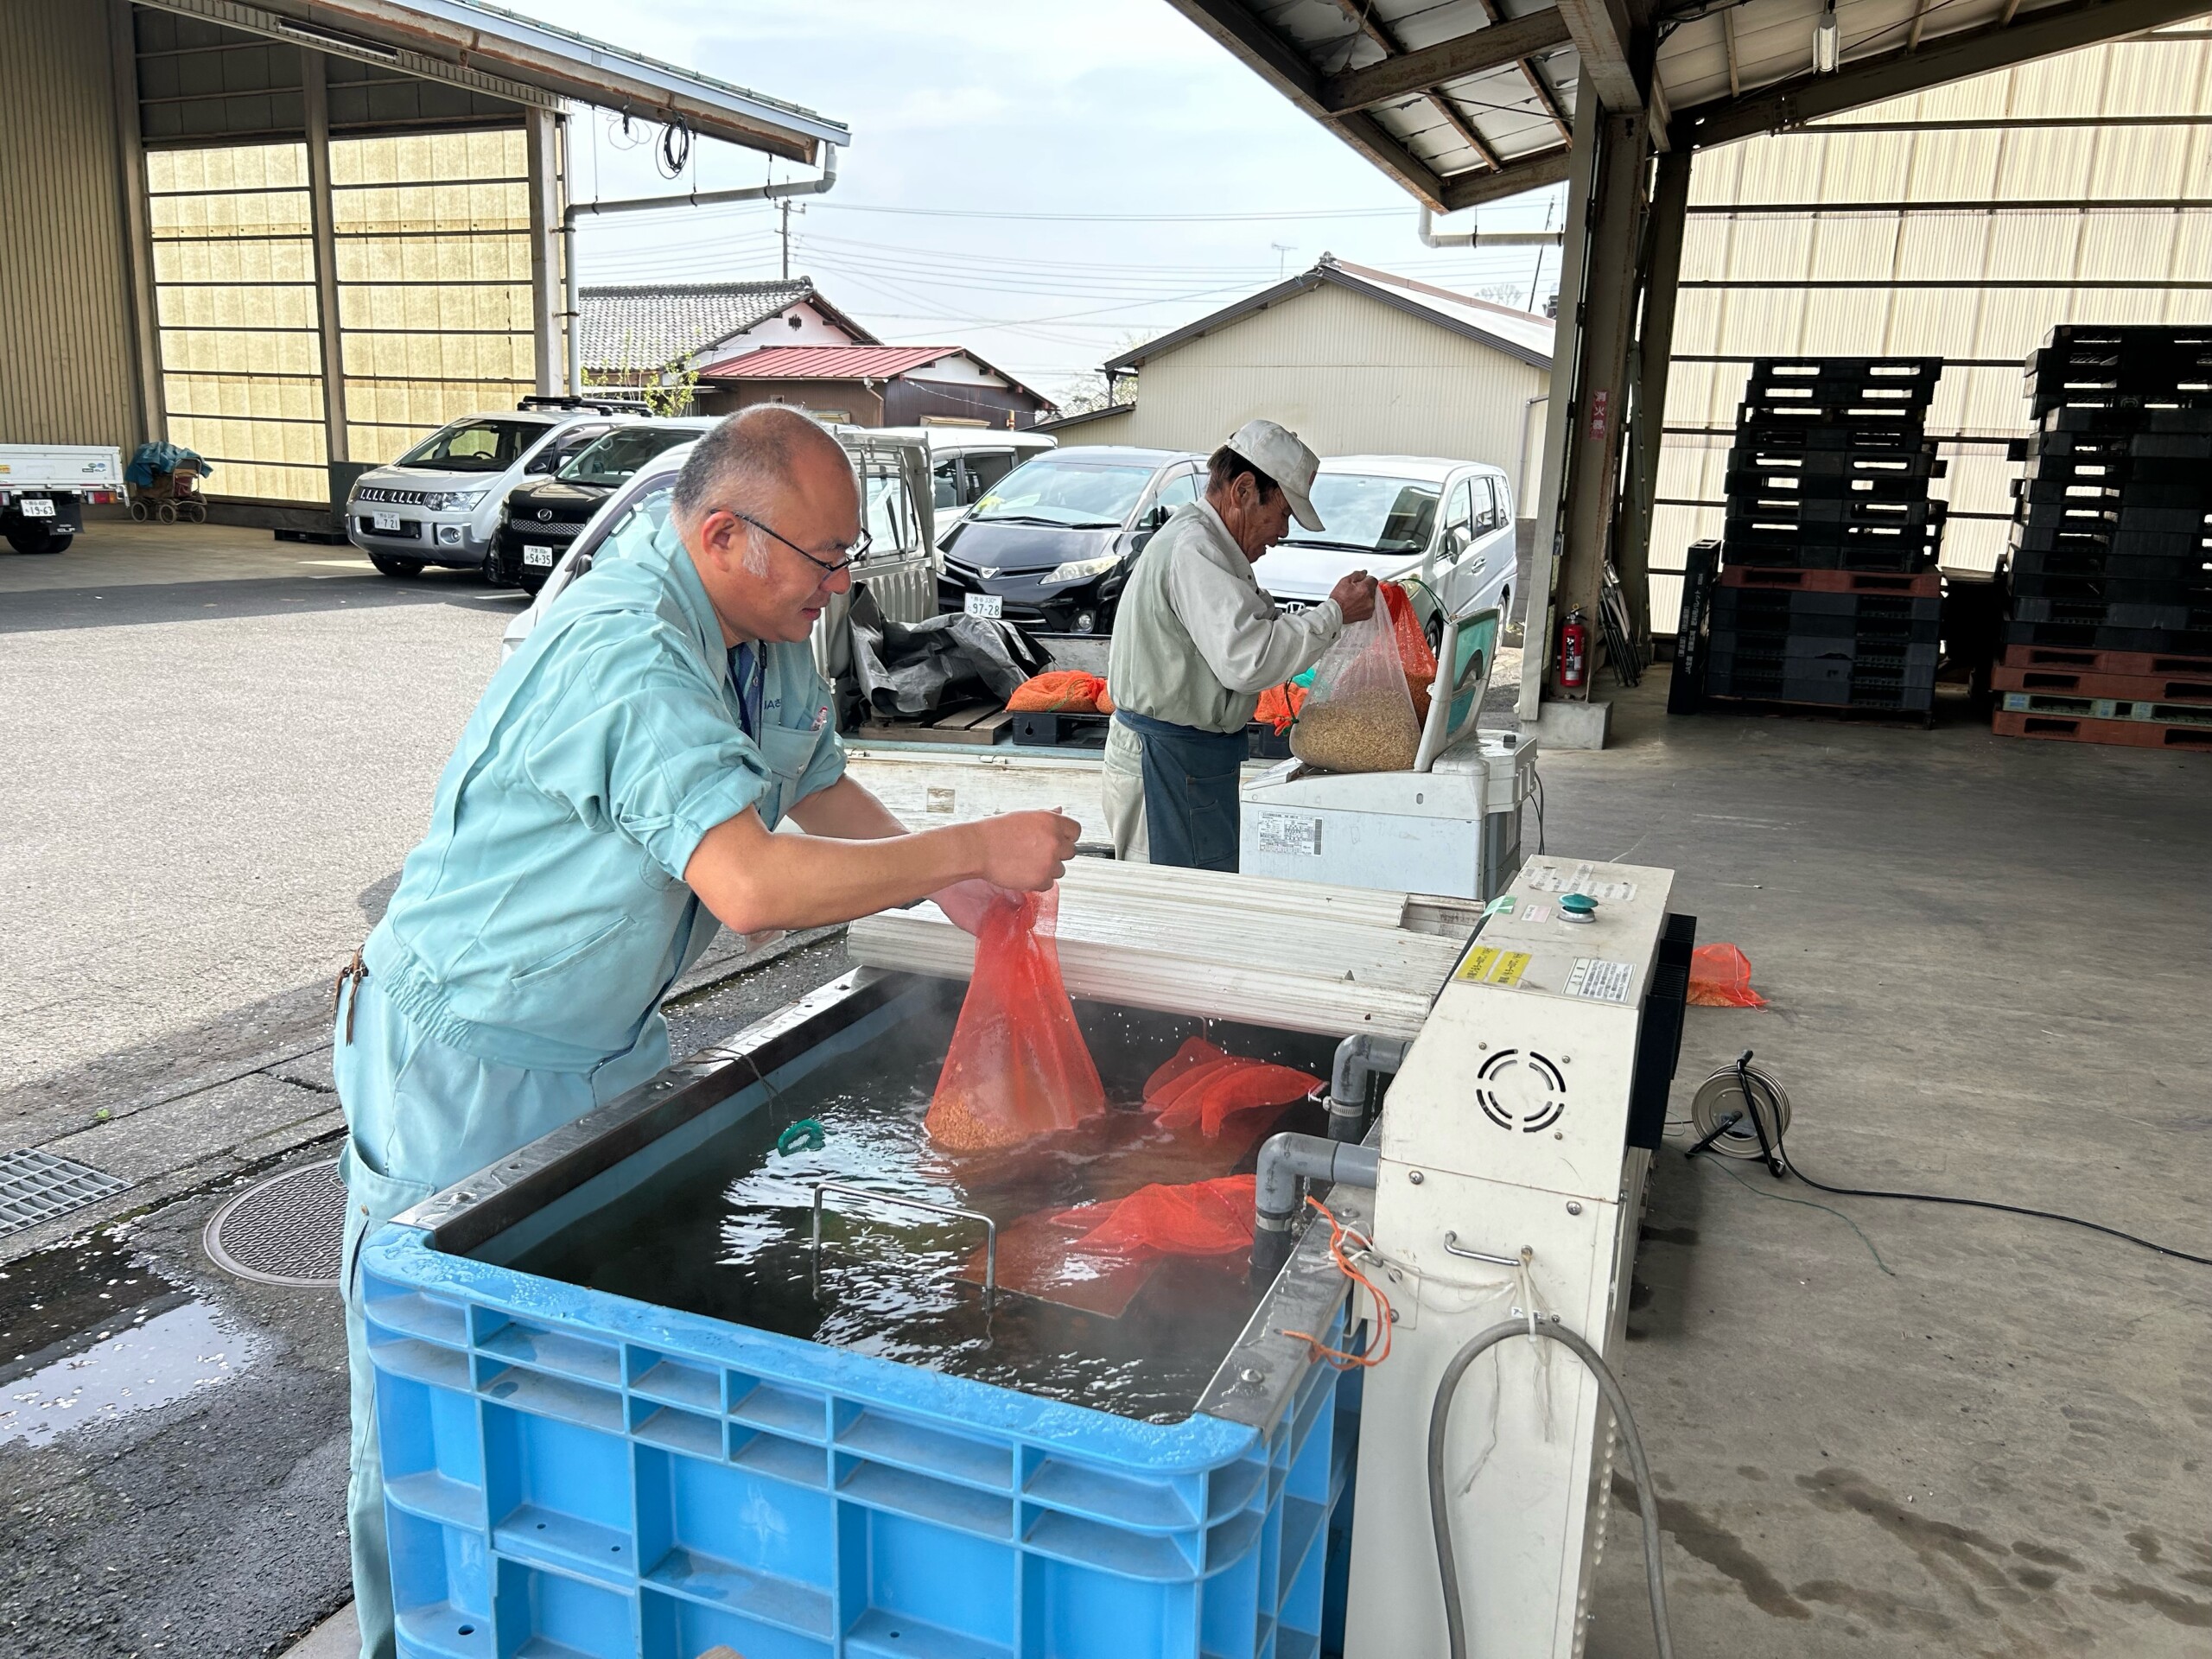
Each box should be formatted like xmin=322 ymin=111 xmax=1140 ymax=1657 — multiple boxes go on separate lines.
xmin=1005 ymin=671 xmax=1114 ymax=714
xmin=1688 ymin=944 xmax=1767 ymax=1008
xmin=1154 ymin=1062 xmax=1320 ymax=1138
xmin=1144 ymin=1036 xmax=1230 ymax=1097
xmin=1055 ymin=1175 xmax=1257 ymax=1259
xmin=926 ymin=887 xmax=1107 ymax=1151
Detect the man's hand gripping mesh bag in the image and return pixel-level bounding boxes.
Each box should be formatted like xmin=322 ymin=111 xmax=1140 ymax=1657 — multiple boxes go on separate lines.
xmin=1290 ymin=583 xmax=1434 ymax=774
xmin=925 ymin=886 xmax=1107 ymax=1152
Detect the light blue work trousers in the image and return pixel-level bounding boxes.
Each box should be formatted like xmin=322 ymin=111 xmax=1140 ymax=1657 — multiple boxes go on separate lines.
xmin=334 ymin=972 xmax=667 ymax=1659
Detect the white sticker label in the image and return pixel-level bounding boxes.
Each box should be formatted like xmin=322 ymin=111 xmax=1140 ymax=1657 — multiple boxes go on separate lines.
xmin=1522 ymin=904 xmax=1551 ymax=924
xmin=1527 ymin=863 xmax=1637 ymax=903
xmin=1256 ymin=811 xmax=1322 ymax=855
xmin=925 ymin=786 xmax=957 ymax=815
xmin=1566 ymin=957 xmax=1634 ymax=1003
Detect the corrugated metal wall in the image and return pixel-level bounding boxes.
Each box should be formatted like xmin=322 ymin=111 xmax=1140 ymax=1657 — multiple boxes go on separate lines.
xmin=1651 ymin=27 xmax=2212 ymax=631
xmin=1058 ymin=283 xmax=1550 ymax=503
xmin=0 ymin=0 xmax=140 ymax=449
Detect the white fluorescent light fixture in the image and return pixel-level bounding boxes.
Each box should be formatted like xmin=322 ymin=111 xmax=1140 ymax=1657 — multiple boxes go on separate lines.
xmin=276 ymin=18 xmax=401 ymax=63
xmin=1813 ymin=3 xmax=1840 ymax=73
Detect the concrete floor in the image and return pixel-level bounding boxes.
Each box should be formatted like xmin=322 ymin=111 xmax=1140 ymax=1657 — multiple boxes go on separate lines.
xmin=5 ymin=526 xmax=2210 ymax=1655
xmin=1567 ymin=680 xmax=2212 ymax=1656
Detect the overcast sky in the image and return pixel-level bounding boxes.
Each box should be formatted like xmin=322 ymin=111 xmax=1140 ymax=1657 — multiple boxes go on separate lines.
xmin=512 ymin=0 xmax=1566 ymax=404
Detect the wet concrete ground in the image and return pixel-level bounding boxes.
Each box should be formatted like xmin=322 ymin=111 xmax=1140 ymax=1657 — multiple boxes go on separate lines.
xmin=0 ymin=938 xmax=852 ymax=1659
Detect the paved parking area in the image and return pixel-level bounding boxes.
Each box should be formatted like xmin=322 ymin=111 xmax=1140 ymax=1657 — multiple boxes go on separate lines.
xmin=0 ymin=523 xmax=517 ymax=1134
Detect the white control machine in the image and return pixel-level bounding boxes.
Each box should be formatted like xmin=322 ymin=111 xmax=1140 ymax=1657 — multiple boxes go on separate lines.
xmin=1345 ymin=855 xmax=1689 ymax=1657
xmin=1238 ymin=606 xmax=1538 ymax=902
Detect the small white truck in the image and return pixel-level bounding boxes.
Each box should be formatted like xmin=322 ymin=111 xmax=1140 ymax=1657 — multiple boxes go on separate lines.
xmin=0 ymin=443 xmax=125 ymax=555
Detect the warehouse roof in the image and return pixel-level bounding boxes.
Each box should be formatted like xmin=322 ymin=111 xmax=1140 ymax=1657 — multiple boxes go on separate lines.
xmin=578 ymin=281 xmax=877 ymax=374
xmin=1162 ymin=0 xmax=2208 ymax=210
xmin=1106 ymin=256 xmax=1554 ymax=375
xmin=699 ymin=344 xmax=1057 ymax=409
xmin=155 ymin=0 xmax=849 ymax=162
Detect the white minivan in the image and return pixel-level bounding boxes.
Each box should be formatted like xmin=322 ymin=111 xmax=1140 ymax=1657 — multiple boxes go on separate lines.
xmin=346 ymin=397 xmax=643 ymax=580
xmin=1250 ymin=455 xmax=1517 ymax=647
xmin=873 ymin=427 xmax=1057 ymax=537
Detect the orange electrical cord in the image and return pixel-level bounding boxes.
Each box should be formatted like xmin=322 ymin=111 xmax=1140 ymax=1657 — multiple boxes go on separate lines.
xmin=1279 ymin=1195 xmax=1394 ymax=1370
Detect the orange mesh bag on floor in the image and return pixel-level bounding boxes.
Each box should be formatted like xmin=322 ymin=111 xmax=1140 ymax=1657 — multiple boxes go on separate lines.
xmin=926 ymin=887 xmax=1107 ymax=1151
xmin=1055 ymin=1175 xmax=1257 ymax=1258
xmin=1688 ymin=944 xmax=1766 ymax=1008
xmin=1005 ymin=671 xmax=1113 ymax=714
xmin=1154 ymin=1062 xmax=1321 ymax=1138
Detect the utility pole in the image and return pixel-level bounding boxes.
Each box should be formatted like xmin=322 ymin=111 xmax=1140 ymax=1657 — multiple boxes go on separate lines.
xmin=1271 ymin=240 xmax=1293 ymax=278
xmin=780 ymin=198 xmax=792 ymax=280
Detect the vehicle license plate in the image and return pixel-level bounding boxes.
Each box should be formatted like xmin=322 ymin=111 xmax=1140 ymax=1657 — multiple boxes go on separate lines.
xmin=523 ymin=544 xmax=556 ymax=567
xmin=22 ymin=498 xmax=55 ymax=518
xmin=964 ymin=594 xmax=1003 ymax=620
xmin=372 ymin=512 xmax=401 ymax=532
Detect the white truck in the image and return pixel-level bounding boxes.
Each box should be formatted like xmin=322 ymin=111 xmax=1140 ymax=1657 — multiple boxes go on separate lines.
xmin=0 ymin=443 xmax=125 ymax=555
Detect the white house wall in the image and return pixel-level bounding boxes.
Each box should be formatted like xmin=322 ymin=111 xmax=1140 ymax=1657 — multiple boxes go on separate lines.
xmin=692 ymin=299 xmax=864 ymax=368
xmin=1056 ymin=283 xmax=1551 ymax=505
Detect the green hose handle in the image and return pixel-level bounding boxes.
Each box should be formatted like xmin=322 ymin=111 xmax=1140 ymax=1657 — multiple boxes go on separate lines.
xmin=776 ymin=1119 xmax=827 ymax=1157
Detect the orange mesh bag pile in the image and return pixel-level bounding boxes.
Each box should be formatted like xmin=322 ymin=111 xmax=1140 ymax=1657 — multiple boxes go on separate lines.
xmin=925 ymin=887 xmax=1107 ymax=1151
xmin=1688 ymin=944 xmax=1766 ymax=1007
xmin=1005 ymin=671 xmax=1115 ymax=714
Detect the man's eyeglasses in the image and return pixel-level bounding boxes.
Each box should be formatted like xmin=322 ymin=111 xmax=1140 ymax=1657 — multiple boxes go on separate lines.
xmin=728 ymin=509 xmax=868 ymax=578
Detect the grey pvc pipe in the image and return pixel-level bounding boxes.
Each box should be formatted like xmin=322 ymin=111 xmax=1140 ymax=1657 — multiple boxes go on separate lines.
xmin=1251 ymin=1132 xmax=1381 ymax=1280
xmin=1327 ymin=1034 xmax=1411 ymax=1142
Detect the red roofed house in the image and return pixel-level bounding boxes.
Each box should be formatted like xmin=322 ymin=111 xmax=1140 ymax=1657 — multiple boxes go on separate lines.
xmin=694 ymin=344 xmax=1056 ymax=430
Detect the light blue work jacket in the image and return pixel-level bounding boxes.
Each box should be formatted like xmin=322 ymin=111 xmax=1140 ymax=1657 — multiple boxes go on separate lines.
xmin=340 ymin=513 xmax=844 ymax=1205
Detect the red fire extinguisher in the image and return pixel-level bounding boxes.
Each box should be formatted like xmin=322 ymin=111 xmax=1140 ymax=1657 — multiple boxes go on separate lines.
xmin=1559 ymin=607 xmax=1590 ymax=690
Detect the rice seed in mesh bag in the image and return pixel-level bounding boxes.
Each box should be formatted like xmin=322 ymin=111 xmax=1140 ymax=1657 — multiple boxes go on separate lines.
xmin=1291 ymin=605 xmax=1422 ymax=773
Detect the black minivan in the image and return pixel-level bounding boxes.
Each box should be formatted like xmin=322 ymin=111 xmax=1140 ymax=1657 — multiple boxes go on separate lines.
xmin=935 ymin=446 xmax=1202 ymax=634
xmin=493 ymin=419 xmax=711 ymax=591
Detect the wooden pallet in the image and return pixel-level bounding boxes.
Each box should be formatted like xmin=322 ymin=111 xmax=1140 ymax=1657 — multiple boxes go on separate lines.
xmin=1993 ymin=709 xmax=2212 ymax=749
xmin=1720 ymin=565 xmax=1942 ymax=596
xmin=1999 ymin=642 xmax=2212 ymax=677
xmin=1993 ymin=662 xmax=2212 ymax=704
xmin=854 ymin=701 xmax=1013 ymax=747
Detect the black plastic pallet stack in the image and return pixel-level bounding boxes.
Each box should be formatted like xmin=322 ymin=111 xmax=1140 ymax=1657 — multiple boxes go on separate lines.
xmin=2002 ymin=326 xmax=2212 ymax=660
xmin=1706 ymin=357 xmax=1947 ymax=715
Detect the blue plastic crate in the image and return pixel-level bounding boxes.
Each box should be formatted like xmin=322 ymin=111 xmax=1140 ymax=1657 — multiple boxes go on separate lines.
xmin=360 ymin=980 xmax=1363 ymax=1659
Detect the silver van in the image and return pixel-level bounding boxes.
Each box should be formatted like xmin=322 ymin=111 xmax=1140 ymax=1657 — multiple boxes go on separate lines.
xmin=500 ymin=426 xmax=937 ymax=695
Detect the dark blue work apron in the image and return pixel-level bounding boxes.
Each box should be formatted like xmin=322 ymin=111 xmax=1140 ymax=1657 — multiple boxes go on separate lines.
xmin=1116 ymin=709 xmax=1249 ymax=872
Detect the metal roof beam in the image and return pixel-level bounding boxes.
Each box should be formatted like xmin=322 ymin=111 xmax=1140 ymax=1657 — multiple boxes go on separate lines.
xmin=1319 ymin=10 xmax=1574 ymax=113
xmin=1557 ymin=0 xmax=1649 ymax=110
xmin=1681 ymin=0 xmax=2212 ymax=148
xmin=1165 ymin=0 xmax=1453 ymax=207
xmin=1440 ymin=145 xmax=1575 ymax=209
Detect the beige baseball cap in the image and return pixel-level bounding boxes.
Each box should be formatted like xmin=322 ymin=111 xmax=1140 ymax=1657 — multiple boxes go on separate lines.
xmin=1224 ymin=418 xmax=1325 ymax=531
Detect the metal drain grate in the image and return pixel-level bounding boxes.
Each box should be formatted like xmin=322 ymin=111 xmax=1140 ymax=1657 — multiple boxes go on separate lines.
xmin=0 ymin=1148 xmax=130 ymax=1239
xmin=204 ymin=1160 xmax=347 ymax=1287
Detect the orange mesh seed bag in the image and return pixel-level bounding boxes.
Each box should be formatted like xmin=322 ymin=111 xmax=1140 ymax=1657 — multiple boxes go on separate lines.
xmin=1054 ymin=1175 xmax=1257 ymax=1259
xmin=1006 ymin=671 xmax=1113 ymax=714
xmin=926 ymin=887 xmax=1107 ymax=1152
xmin=1688 ymin=944 xmax=1766 ymax=1008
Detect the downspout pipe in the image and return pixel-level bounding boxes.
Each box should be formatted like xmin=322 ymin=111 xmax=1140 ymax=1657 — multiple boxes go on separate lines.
xmin=1418 ymin=205 xmax=1565 ymax=250
xmin=1251 ymin=1133 xmax=1381 ymax=1281
xmin=563 ymin=144 xmax=842 ymax=397
xmin=1327 ymin=1033 xmax=1412 ymax=1142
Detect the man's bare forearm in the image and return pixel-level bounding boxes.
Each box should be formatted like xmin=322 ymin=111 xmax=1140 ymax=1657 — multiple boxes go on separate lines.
xmin=684 ymin=807 xmax=983 ymax=934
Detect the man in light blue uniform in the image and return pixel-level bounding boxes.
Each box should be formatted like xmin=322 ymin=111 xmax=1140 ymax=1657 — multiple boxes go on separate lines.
xmin=333 ymin=407 xmax=1075 ymax=1658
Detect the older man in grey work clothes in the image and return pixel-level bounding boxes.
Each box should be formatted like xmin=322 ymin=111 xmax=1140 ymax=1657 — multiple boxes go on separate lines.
xmin=1103 ymin=419 xmax=1377 ymax=869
